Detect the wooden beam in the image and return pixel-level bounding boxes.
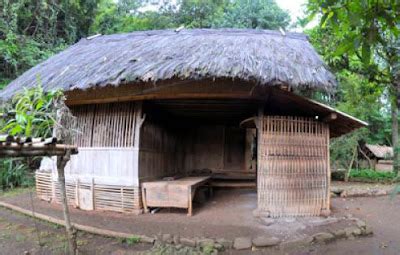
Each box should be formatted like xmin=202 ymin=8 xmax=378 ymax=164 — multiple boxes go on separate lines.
xmin=0 ymin=144 xmax=78 ymax=158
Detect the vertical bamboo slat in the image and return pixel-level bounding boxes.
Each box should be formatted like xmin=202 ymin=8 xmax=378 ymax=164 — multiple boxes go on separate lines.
xmin=70 ymin=102 xmax=137 ymax=147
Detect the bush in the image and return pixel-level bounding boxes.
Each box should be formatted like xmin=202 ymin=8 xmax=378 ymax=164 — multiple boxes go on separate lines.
xmin=0 ymin=158 xmax=34 ymax=190
xmin=349 ymin=168 xmax=397 ymax=182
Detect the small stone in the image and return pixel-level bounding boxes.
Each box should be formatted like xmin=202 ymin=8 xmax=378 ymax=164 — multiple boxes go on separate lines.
xmin=320 ymin=209 xmax=331 ymax=217
xmin=214 ymin=243 xmax=224 ymax=251
xmin=312 ymin=232 xmax=335 ymax=243
xmin=216 ymin=238 xmax=232 ymax=249
xmin=233 ymin=237 xmax=252 ymax=250
xmin=345 ymin=213 xmax=353 ymax=218
xmin=347 ymin=235 xmax=355 ymax=240
xmin=356 ymin=220 xmax=367 ymax=229
xmin=344 ymin=227 xmax=359 ymax=238
xmin=140 ymin=235 xmax=155 ymax=244
xmin=280 ymin=236 xmax=313 ymax=249
xmin=362 ymin=225 xmax=373 ymax=236
xmin=340 ymin=191 xmax=348 ymax=198
xmin=198 ymin=238 xmax=215 ymax=247
xmin=332 ymin=229 xmax=346 ymax=238
xmin=376 ymin=190 xmax=387 ymax=196
xmin=24 ymin=252 xmax=30 ymax=255
xmin=352 ymin=228 xmax=362 ymax=236
xmin=252 ymin=236 xmax=280 ymax=247
xmin=345 ymin=206 xmax=350 ymax=210
xmin=162 ymin=234 xmax=173 ymax=244
xmin=173 ymin=235 xmax=180 ymax=244
xmin=260 ymin=217 xmax=275 ymax=226
xmin=180 ymin=238 xmax=196 ymax=247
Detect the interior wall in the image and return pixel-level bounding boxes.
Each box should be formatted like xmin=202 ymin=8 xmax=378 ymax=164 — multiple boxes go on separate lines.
xmin=178 ymin=125 xmax=250 ymax=173
xmin=138 ymin=121 xmax=181 ymax=182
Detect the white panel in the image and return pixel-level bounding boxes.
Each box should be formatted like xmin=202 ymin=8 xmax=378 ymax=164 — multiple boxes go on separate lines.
xmin=42 ymin=147 xmax=139 ymax=186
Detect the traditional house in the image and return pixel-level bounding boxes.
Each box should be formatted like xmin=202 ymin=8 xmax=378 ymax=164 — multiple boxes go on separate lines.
xmin=359 ymin=143 xmax=393 ymax=172
xmin=0 ymin=29 xmax=366 ymax=217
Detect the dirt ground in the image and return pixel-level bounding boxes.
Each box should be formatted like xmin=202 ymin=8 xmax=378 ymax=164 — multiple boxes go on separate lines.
xmin=0 ymin=206 xmax=152 ymax=255
xmin=0 ymin=189 xmax=356 ymax=241
xmin=311 ymin=195 xmax=400 ymax=255
xmin=1 ymin=188 xmax=400 ymax=254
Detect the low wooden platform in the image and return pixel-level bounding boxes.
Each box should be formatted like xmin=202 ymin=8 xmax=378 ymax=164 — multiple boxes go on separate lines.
xmin=141 ymin=176 xmax=211 ymax=216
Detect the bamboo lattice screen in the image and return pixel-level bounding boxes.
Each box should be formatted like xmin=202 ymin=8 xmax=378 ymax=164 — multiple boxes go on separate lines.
xmin=71 ymin=102 xmax=137 ymax=147
xmin=258 ymin=116 xmax=329 ymax=217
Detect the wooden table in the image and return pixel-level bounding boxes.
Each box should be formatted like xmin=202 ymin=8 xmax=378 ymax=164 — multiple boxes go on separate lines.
xmin=141 ymin=176 xmax=211 ymax=216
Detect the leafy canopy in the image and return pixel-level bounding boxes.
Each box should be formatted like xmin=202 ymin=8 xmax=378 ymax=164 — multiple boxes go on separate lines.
xmin=1 ymin=85 xmax=63 ymax=138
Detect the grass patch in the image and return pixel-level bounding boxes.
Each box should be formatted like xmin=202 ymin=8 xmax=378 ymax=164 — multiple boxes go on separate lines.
xmin=0 ymin=187 xmax=34 ymax=198
xmin=349 ymin=169 xmax=397 ymax=182
xmin=119 ymin=236 xmax=141 ymax=246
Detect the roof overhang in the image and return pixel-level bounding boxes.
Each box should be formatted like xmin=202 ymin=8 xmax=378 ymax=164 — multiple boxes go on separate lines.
xmin=240 ymin=88 xmax=367 ymax=138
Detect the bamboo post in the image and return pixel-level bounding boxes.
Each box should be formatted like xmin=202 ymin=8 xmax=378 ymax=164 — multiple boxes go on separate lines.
xmin=57 ymin=149 xmax=77 ymax=255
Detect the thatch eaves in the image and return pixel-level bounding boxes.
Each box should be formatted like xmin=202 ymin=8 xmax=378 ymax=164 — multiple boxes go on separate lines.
xmin=1 ymin=29 xmax=336 ymax=99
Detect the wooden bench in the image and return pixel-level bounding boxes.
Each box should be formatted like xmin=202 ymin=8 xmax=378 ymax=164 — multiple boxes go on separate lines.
xmin=141 ymin=176 xmax=211 ymax=216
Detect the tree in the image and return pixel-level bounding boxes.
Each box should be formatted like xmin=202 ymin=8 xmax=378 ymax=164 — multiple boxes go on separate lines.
xmin=177 ymin=0 xmax=225 ymax=28
xmin=307 ymin=0 xmax=400 ymax=174
xmin=1 ymin=85 xmax=78 ymax=254
xmin=0 ymin=0 xmax=102 ymax=88
xmin=214 ymin=0 xmax=290 ymax=29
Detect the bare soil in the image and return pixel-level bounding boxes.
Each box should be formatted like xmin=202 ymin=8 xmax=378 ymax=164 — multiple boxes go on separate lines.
xmin=1 ymin=188 xmax=400 ymax=254
xmin=0 ymin=206 xmax=151 ymax=255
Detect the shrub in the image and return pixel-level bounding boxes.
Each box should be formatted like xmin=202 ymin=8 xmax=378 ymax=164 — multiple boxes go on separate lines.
xmin=349 ymin=168 xmax=397 ymax=182
xmin=0 ymin=158 xmax=34 ymax=190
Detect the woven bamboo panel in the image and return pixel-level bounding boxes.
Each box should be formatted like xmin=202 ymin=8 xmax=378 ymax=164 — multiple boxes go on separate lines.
xmin=35 ymin=171 xmax=141 ymax=213
xmin=258 ymin=116 xmax=329 ymax=217
xmin=94 ymin=184 xmax=141 ymax=213
xmin=35 ymin=171 xmax=52 ymax=201
xmin=53 ymin=181 xmax=77 ymax=206
xmin=71 ymin=102 xmax=136 ymax=147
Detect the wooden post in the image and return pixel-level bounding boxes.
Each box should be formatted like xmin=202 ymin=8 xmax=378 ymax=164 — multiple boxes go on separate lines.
xmin=323 ymin=126 xmax=331 ymax=216
xmin=57 ymin=149 xmax=77 ymax=255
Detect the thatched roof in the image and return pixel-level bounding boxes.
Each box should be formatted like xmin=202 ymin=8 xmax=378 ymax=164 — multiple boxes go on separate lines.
xmin=365 ymin=144 xmax=393 ymax=159
xmin=1 ymin=29 xmax=336 ymax=99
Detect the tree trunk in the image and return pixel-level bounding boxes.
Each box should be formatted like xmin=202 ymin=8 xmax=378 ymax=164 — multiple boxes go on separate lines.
xmin=57 ymin=150 xmax=77 ymax=255
xmin=392 ymin=100 xmax=399 ymax=175
xmin=345 ymin=145 xmax=357 ymax=182
xmin=393 ymin=79 xmax=400 ymax=176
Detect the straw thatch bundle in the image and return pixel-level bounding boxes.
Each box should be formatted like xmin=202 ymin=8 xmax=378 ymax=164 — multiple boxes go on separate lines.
xmin=1 ymin=29 xmax=336 ymax=98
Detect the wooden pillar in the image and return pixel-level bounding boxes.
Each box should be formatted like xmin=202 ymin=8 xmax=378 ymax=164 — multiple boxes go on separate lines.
xmin=321 ymin=126 xmax=331 ymax=216
xmin=56 ymin=149 xmax=77 ymax=255
xmin=253 ymin=105 xmax=266 ymax=217
xmin=133 ymin=101 xmax=146 ymax=211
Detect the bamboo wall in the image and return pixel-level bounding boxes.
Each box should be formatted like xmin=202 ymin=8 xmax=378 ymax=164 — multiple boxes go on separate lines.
xmin=258 ymin=116 xmax=329 ymax=217
xmin=72 ymin=102 xmax=137 ymax=147
xmin=36 ymin=102 xmax=143 ymax=213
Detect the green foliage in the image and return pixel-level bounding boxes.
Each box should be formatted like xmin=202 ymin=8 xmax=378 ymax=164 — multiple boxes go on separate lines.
xmin=306 ymin=0 xmax=400 ymax=66
xmin=0 ymin=158 xmax=34 ymax=190
xmin=2 ymin=85 xmax=63 ymax=137
xmin=0 ymin=0 xmax=102 ymax=88
xmin=214 ymin=0 xmax=290 ymax=29
xmin=349 ymin=168 xmax=397 ymax=182
xmin=90 ymin=0 xmax=291 ymax=34
xmin=305 ymin=7 xmax=397 ymax=171
xmin=119 ymin=236 xmax=141 ymax=246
